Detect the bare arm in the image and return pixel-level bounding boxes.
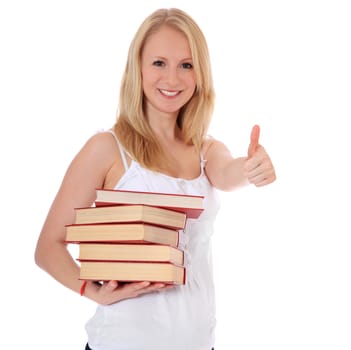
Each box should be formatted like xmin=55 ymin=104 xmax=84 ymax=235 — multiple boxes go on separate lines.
xmin=204 ymin=125 xmax=276 ymax=191
xmin=34 ymin=132 xmax=168 ymax=304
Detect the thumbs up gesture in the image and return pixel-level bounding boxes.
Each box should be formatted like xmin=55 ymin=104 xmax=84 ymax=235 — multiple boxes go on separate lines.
xmin=246 ymin=125 xmax=276 ymax=187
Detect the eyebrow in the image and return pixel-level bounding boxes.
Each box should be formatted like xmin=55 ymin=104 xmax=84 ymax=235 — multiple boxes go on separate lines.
xmin=151 ymin=56 xmax=193 ymax=61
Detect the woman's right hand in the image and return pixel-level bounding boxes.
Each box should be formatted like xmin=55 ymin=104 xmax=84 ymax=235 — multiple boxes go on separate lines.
xmin=84 ymin=280 xmax=173 ymax=305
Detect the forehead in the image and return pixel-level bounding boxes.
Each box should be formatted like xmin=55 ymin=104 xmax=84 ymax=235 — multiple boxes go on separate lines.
xmin=142 ymin=25 xmax=192 ymax=59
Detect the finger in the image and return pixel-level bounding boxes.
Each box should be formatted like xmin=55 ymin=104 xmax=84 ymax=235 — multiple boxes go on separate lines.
xmin=105 ymin=280 xmax=118 ymax=291
xmin=108 ymin=281 xmax=149 ymax=299
xmin=248 ymin=167 xmax=276 ymax=186
xmin=124 ymin=281 xmax=167 ymax=298
xmin=137 ymin=283 xmax=170 ymax=295
xmin=162 ymin=284 xmax=174 ymax=290
xmin=248 ymin=124 xmax=260 ymax=158
xmin=137 ymin=282 xmax=165 ymax=292
xmin=129 ymin=281 xmax=151 ymax=291
xmin=251 ymin=175 xmax=275 ymax=187
xmin=246 ymin=155 xmax=261 ymax=172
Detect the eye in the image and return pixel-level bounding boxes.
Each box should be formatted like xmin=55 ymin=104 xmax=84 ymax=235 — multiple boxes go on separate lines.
xmin=181 ymin=62 xmax=193 ymax=69
xmin=152 ymin=60 xmax=164 ymax=67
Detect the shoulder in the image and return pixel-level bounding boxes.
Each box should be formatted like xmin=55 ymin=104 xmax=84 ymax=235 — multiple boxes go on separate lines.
xmin=84 ymin=130 xmax=118 ymax=151
xmin=82 ymin=131 xmax=118 ymax=157
xmin=202 ymin=135 xmax=229 ymax=159
xmin=79 ymin=130 xmax=127 ymax=189
xmin=70 ymin=130 xmax=120 ymax=173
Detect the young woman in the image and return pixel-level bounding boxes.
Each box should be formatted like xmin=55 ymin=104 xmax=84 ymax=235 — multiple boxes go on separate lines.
xmin=35 ymin=8 xmax=276 ymax=350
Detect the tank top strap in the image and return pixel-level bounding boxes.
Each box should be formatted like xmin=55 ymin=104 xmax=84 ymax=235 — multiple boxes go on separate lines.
xmin=199 ymin=152 xmax=207 ymax=175
xmin=106 ymin=129 xmax=129 ymax=172
xmin=200 ymin=136 xmax=211 ymax=175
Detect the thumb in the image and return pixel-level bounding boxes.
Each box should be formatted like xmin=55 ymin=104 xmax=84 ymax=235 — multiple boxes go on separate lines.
xmin=247 ymin=124 xmax=260 ymax=158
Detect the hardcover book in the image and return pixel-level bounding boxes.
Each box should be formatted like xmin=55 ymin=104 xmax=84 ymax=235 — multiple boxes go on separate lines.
xmin=74 ymin=204 xmax=186 ymax=230
xmin=95 ymin=188 xmax=204 ymax=219
xmin=79 ymin=261 xmax=186 ymax=285
xmin=65 ymin=223 xmax=180 ymax=247
xmin=78 ymin=243 xmax=184 ymax=265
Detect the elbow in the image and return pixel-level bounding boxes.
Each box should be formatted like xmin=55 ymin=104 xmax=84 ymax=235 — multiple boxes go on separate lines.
xmin=34 ymin=236 xmax=68 ymax=272
xmin=34 ymin=238 xmax=52 ymax=270
xmin=34 ymin=241 xmax=45 ymax=269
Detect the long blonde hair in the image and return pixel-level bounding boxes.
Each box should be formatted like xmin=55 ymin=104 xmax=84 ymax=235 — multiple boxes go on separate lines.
xmin=114 ymin=8 xmax=215 ymax=170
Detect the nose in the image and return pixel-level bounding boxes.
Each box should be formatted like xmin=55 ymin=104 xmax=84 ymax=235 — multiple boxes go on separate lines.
xmin=163 ymin=66 xmax=179 ymax=87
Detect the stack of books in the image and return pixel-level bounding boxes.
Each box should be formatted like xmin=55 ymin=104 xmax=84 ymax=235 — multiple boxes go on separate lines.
xmin=65 ymin=189 xmax=204 ymax=285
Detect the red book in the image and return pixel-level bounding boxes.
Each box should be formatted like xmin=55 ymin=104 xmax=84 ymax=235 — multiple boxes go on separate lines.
xmin=65 ymin=222 xmax=180 ymax=247
xmin=94 ymin=188 xmax=204 ymax=219
xmin=73 ymin=204 xmax=187 ymax=230
xmin=77 ymin=243 xmax=184 ymax=265
xmin=79 ymin=261 xmax=186 ymax=285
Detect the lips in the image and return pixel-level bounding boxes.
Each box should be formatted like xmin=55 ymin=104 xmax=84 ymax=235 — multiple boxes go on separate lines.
xmin=159 ymin=89 xmax=180 ymax=97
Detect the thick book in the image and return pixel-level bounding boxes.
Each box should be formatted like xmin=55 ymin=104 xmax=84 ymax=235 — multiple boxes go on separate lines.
xmin=74 ymin=204 xmax=186 ymax=230
xmin=78 ymin=243 xmax=184 ymax=265
xmin=95 ymin=188 xmax=204 ymax=219
xmin=79 ymin=261 xmax=186 ymax=284
xmin=65 ymin=223 xmax=179 ymax=247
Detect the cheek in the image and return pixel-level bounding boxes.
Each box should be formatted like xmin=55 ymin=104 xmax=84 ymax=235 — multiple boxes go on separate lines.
xmin=185 ymin=72 xmax=196 ymax=88
xmin=142 ymin=69 xmax=158 ymax=85
xmin=141 ymin=74 xmax=154 ymax=97
xmin=186 ymin=76 xmax=196 ymax=95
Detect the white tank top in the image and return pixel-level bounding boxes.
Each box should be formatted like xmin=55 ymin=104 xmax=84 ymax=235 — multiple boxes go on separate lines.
xmin=85 ymin=131 xmax=221 ymax=350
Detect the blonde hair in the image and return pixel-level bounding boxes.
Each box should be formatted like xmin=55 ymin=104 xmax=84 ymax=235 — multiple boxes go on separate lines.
xmin=114 ymin=8 xmax=215 ymax=170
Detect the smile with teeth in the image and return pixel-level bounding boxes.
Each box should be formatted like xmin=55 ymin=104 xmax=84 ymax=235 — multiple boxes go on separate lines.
xmin=159 ymin=89 xmax=180 ymax=97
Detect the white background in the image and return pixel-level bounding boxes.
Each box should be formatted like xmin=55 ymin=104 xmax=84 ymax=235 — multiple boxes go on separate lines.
xmin=1 ymin=0 xmax=350 ymax=349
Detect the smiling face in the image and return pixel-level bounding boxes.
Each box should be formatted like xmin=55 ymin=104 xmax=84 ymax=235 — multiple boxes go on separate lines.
xmin=141 ymin=25 xmax=196 ymax=119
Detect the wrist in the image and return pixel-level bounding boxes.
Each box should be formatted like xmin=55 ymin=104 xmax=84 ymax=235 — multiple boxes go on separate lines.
xmin=80 ymin=280 xmax=103 ymax=300
xmin=80 ymin=280 xmax=87 ymax=296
